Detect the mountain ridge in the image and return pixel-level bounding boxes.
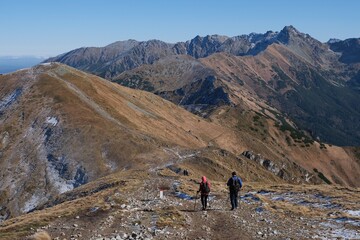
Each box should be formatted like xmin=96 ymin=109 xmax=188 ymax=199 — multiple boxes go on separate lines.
xmin=44 ymin=25 xmax=360 ymax=146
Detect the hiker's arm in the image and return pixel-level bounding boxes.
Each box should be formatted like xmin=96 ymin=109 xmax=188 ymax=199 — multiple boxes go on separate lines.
xmin=238 ymin=177 xmax=243 ymax=188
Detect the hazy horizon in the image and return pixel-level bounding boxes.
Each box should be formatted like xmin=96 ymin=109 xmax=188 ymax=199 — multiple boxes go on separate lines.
xmin=0 ymin=56 xmax=45 ymax=74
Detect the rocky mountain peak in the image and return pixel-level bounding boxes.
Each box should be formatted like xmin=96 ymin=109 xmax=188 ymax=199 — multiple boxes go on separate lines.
xmin=277 ymin=25 xmax=302 ymax=43
xmin=264 ymin=30 xmax=278 ymax=39
xmin=205 ymin=34 xmax=229 ymax=43
xmin=141 ymin=39 xmax=169 ymax=47
xmin=105 ymin=39 xmax=139 ymax=49
xmin=327 ymin=38 xmax=342 ymax=44
xmin=186 ymin=34 xmax=228 ymax=58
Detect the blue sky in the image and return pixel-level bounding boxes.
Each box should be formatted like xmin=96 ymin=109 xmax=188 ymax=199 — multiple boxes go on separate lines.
xmin=1 ymin=0 xmax=359 ymax=57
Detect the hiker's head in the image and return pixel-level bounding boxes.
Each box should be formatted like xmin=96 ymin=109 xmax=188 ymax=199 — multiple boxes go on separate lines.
xmin=201 ymin=176 xmax=207 ymax=182
xmin=232 ymin=171 xmax=236 ymax=176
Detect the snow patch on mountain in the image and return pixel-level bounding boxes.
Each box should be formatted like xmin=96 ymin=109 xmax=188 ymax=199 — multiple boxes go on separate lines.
xmin=21 ymin=194 xmax=43 ymax=213
xmin=46 ymin=116 xmax=58 ymax=126
xmin=327 ymin=38 xmax=341 ymax=44
xmin=319 ymin=222 xmax=360 ymax=239
xmin=345 ymin=210 xmax=360 ymax=217
xmin=47 ymin=162 xmax=74 ymax=194
xmin=39 ymin=62 xmax=53 ymax=66
xmin=0 ymin=88 xmax=22 ymax=112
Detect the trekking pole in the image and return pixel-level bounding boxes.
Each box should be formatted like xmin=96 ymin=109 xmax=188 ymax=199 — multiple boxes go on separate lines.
xmin=194 ymin=192 xmax=198 ymax=211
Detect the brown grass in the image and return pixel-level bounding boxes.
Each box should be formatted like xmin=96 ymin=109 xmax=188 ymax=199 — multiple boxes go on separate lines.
xmin=156 ymin=206 xmax=186 ymax=228
xmin=258 ymin=193 xmax=324 ymax=217
xmin=27 ymin=231 xmax=51 ymax=240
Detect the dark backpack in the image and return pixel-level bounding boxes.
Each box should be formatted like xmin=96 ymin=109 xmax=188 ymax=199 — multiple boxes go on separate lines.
xmin=202 ymin=182 xmax=210 ymax=194
xmin=231 ymin=177 xmax=242 ymax=192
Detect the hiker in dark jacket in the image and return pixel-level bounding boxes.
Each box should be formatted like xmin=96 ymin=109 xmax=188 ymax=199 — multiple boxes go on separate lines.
xmin=227 ymin=171 xmax=243 ymax=210
xmin=197 ymin=176 xmax=211 ymax=210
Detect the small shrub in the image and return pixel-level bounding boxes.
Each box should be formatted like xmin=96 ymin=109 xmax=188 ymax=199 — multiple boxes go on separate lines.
xmin=313 ymin=168 xmax=331 ymax=184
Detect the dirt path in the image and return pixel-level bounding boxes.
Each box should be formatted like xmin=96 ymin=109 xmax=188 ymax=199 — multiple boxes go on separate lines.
xmin=18 ymin=171 xmax=360 ymax=240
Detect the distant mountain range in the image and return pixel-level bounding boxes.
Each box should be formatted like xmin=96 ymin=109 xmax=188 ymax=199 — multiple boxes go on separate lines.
xmin=0 ymin=56 xmax=45 ymax=74
xmin=45 ymin=26 xmax=360 ymax=146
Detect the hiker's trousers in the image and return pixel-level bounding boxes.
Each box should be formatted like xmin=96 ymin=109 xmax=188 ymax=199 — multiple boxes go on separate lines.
xmin=230 ymin=191 xmax=239 ymax=209
xmin=201 ymin=194 xmax=208 ymax=209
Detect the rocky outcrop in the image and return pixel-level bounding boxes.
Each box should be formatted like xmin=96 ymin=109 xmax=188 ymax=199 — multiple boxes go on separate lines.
xmin=242 ymin=151 xmax=320 ymax=184
xmin=242 ymin=151 xmax=281 ymax=176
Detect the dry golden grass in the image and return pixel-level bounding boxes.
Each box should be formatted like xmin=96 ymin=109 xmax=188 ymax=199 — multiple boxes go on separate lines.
xmin=156 ymin=206 xmax=186 ymax=228
xmin=158 ymin=168 xmax=181 ymax=178
xmin=241 ymin=182 xmax=360 ymax=218
xmin=257 ymin=193 xmax=325 ymax=217
xmin=27 ymin=231 xmax=51 ymax=240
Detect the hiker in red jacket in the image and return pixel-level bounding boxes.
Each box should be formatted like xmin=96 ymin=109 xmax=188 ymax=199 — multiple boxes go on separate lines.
xmin=197 ymin=176 xmax=211 ymax=210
